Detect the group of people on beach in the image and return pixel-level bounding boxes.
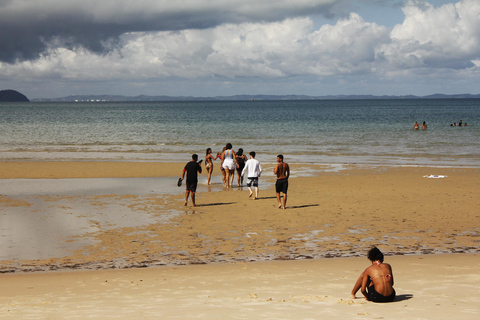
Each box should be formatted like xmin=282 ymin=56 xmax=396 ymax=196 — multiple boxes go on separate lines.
xmin=180 ymin=143 xmax=290 ymax=209
xmin=181 ymin=146 xmax=397 ymax=303
xmin=204 ymin=143 xmax=245 ymax=188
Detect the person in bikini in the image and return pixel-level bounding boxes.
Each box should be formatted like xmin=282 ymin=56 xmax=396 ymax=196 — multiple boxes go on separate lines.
xmin=274 ymin=154 xmax=290 ymax=209
xmin=351 ymin=247 xmax=396 ymax=302
xmin=217 ymin=147 xmax=226 ymax=186
xmin=205 ymin=148 xmax=219 ymax=185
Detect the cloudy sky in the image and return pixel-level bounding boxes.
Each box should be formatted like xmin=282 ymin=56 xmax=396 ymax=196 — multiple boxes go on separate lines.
xmin=0 ymin=0 xmax=479 ymax=99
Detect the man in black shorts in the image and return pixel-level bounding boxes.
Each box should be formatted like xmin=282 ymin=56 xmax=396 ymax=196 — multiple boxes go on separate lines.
xmin=274 ymin=154 xmax=290 ymax=209
xmin=181 ymin=154 xmax=202 ymax=207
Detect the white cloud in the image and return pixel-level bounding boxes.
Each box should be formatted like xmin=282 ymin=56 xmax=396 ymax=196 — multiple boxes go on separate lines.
xmin=381 ymin=0 xmax=480 ymax=69
xmin=0 ymin=14 xmax=389 ymax=81
xmin=304 ymin=13 xmax=389 ymax=75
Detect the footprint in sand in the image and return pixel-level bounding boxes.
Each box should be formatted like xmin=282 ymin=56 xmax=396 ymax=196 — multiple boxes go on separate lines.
xmin=337 ymin=298 xmax=356 ymax=305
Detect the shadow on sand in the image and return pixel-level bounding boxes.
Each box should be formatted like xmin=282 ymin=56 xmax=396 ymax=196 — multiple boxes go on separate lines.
xmin=287 ymin=204 xmax=319 ymax=209
xmin=393 ymin=294 xmax=414 ymax=302
xmin=196 ymin=202 xmax=236 ymax=207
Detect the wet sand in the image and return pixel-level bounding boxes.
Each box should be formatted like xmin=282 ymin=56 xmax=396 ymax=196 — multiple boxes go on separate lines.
xmin=1 ymin=161 xmax=479 ymax=318
xmin=1 ymin=161 xmax=479 ymax=271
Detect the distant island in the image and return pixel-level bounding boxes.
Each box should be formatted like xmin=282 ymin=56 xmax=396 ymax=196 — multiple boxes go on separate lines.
xmin=0 ymin=89 xmax=30 ymax=102
xmin=32 ymin=93 xmax=480 ymax=102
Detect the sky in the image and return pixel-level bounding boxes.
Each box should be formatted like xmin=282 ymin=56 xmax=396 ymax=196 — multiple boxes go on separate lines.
xmin=0 ymin=0 xmax=479 ymax=99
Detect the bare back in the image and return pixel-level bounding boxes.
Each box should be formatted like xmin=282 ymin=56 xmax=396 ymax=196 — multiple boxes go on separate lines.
xmin=205 ymin=153 xmax=215 ymax=166
xmin=274 ymin=162 xmax=290 ymax=179
xmin=363 ymin=263 xmax=394 ymax=296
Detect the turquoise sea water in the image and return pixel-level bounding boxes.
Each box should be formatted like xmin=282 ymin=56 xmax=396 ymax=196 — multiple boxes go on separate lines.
xmin=0 ymin=99 xmax=479 ymax=166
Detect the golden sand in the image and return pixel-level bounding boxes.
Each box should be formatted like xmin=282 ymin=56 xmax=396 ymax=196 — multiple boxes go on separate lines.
xmin=1 ymin=161 xmax=479 ymax=319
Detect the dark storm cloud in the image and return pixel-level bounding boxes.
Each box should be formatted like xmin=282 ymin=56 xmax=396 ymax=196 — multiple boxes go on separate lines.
xmin=0 ymin=0 xmax=338 ymax=63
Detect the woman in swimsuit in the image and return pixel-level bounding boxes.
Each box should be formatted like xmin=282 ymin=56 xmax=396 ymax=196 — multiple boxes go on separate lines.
xmin=235 ymin=148 xmax=247 ymax=187
xmin=221 ymin=143 xmax=237 ymax=188
xmin=218 ymin=147 xmax=226 ymax=186
xmin=205 ymin=148 xmax=218 ymax=185
xmin=351 ymin=247 xmax=395 ymax=302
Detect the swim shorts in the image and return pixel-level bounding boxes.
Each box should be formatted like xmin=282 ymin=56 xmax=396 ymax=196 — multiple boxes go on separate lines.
xmin=367 ymin=285 xmax=395 ymax=303
xmin=275 ymin=178 xmax=288 ymax=193
xmin=186 ymin=182 xmax=198 ymax=193
xmin=246 ymin=177 xmax=259 ymax=187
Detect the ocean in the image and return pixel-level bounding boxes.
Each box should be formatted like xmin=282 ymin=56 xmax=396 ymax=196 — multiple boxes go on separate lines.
xmin=1 ymin=99 xmax=479 ymax=167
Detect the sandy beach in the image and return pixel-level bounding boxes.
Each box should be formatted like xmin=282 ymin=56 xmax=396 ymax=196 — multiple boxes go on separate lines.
xmin=1 ymin=255 xmax=479 ymax=319
xmin=1 ymin=161 xmax=479 ymax=318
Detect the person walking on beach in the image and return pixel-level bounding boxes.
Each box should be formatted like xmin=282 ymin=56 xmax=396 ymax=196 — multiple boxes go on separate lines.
xmin=413 ymin=121 xmax=419 ymax=130
xmin=218 ymin=147 xmax=227 ymax=186
xmin=422 ymin=121 xmax=427 ymax=130
xmin=274 ymin=154 xmax=290 ymax=209
xmin=221 ymin=143 xmax=237 ymax=188
xmin=181 ymin=154 xmax=202 ymax=207
xmin=205 ymin=148 xmax=218 ymax=185
xmin=241 ymin=151 xmax=262 ymax=199
xmin=235 ymin=148 xmax=247 ymax=187
xmin=351 ymin=247 xmax=395 ymax=302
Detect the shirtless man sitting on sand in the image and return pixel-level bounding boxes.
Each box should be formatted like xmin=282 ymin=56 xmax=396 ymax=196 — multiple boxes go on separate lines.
xmin=351 ymin=247 xmax=395 ymax=302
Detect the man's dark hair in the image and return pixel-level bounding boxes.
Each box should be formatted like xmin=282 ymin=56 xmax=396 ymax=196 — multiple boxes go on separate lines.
xmin=192 ymin=154 xmax=198 ymax=161
xmin=250 ymin=151 xmax=256 ymax=157
xmin=277 ymin=154 xmax=284 ymax=160
xmin=368 ymin=247 xmax=384 ymax=262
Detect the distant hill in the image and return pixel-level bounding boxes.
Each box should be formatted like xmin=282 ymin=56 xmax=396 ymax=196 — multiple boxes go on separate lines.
xmin=31 ymin=93 xmax=480 ymax=102
xmin=0 ymin=89 xmax=30 ymax=102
